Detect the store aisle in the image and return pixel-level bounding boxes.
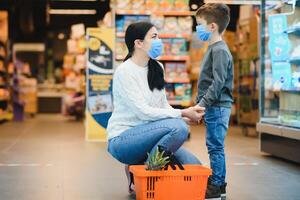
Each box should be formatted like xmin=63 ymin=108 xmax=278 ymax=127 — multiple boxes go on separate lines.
xmin=0 ymin=115 xmax=299 ymax=200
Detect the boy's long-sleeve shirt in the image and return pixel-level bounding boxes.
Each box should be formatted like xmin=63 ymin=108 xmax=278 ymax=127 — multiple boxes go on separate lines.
xmin=196 ymin=40 xmax=234 ymax=108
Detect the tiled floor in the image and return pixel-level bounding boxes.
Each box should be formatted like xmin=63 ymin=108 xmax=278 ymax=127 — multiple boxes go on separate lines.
xmin=0 ymin=114 xmax=299 ymax=200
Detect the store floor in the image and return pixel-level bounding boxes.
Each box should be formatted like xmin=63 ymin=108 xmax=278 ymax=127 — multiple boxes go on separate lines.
xmin=0 ymin=114 xmax=299 ymax=200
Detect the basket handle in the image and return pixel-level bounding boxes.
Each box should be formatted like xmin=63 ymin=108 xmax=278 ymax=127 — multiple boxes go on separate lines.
xmin=158 ymin=146 xmax=185 ymax=170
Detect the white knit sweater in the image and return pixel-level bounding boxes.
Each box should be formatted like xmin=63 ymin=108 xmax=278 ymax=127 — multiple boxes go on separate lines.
xmin=107 ymin=59 xmax=182 ymax=139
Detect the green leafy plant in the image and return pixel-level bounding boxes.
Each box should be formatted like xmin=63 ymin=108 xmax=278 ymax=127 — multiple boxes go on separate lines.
xmin=145 ymin=147 xmax=169 ymax=171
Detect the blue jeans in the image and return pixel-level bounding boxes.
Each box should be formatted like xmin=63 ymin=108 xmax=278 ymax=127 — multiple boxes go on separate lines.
xmin=204 ymin=106 xmax=231 ymax=186
xmin=108 ymin=118 xmax=201 ymax=165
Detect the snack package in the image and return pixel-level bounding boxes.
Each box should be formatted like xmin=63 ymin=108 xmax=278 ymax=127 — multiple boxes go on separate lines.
xmin=151 ymin=15 xmax=165 ymax=33
xmin=162 ymin=39 xmax=172 ymax=55
xmin=160 ymin=0 xmax=174 ymax=11
xmin=116 ymin=16 xmax=125 ymax=33
xmin=178 ymin=16 xmax=193 ymax=34
xmin=67 ymin=39 xmax=78 ymax=54
xmin=165 ymin=62 xmax=177 ymax=79
xmin=124 ymin=16 xmax=139 ymax=32
xmin=182 ymin=83 xmax=192 ymax=101
xmin=132 ymin=0 xmax=145 ymax=10
xmin=116 ymin=38 xmax=128 ymax=59
xmin=164 ymin=17 xmax=180 ymax=33
xmin=63 ymin=54 xmax=75 ymax=69
xmin=116 ymin=0 xmax=131 ymax=9
xmin=77 ymin=38 xmax=87 ymax=54
xmin=176 ymin=63 xmax=189 ymax=79
xmin=174 ymin=0 xmax=189 ymax=11
xmin=71 ymin=24 xmax=85 ymax=39
xmin=171 ymin=38 xmax=187 ymax=55
xmin=165 ymin=83 xmax=175 ymax=100
xmin=138 ymin=15 xmax=151 ymax=22
xmin=174 ymin=83 xmax=184 ymax=100
xmin=146 ymin=0 xmax=160 ymax=11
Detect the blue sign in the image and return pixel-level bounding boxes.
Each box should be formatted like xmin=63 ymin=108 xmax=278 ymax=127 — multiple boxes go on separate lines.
xmin=272 ymin=62 xmax=292 ymax=90
xmin=268 ymin=35 xmax=291 ymax=61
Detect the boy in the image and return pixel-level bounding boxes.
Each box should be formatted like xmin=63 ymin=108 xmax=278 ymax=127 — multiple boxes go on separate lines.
xmin=195 ymin=4 xmax=233 ymax=200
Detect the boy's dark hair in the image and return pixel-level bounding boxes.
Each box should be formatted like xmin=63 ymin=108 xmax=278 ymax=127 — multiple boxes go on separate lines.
xmin=196 ymin=3 xmax=230 ymax=34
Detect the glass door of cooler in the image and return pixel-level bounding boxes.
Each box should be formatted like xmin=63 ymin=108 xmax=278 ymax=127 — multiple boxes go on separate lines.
xmin=258 ymin=0 xmax=300 ymax=164
xmin=260 ymin=0 xmax=300 ymax=128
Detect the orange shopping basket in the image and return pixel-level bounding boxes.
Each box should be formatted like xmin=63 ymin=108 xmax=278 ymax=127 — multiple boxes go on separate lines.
xmin=129 ymin=164 xmax=212 ymax=200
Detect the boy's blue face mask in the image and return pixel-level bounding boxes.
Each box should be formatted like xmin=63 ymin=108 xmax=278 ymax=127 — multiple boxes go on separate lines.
xmin=147 ymin=39 xmax=163 ymax=59
xmin=196 ymin=24 xmax=212 ymax=41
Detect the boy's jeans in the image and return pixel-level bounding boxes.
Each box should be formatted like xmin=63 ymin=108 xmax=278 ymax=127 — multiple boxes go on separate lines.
xmin=108 ymin=118 xmax=200 ymax=165
xmin=204 ymin=106 xmax=231 ymax=186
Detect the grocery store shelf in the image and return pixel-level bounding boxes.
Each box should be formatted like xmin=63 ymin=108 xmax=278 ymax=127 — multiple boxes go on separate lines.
xmin=289 ymin=57 xmax=300 ymax=65
xmin=115 ymin=10 xmax=194 ymax=16
xmin=205 ymin=0 xmax=293 ymax=5
xmin=165 ymin=78 xmax=190 ymax=83
xmin=168 ymin=100 xmax=192 ymax=106
xmin=158 ymin=55 xmax=189 ymax=61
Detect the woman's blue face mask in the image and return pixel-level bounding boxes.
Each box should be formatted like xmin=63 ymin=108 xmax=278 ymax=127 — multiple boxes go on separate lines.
xmin=147 ymin=39 xmax=163 ymax=59
xmin=196 ymin=24 xmax=212 ymax=41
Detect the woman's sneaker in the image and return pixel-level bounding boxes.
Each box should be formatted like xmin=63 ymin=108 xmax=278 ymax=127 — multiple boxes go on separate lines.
xmin=125 ymin=165 xmax=135 ymax=195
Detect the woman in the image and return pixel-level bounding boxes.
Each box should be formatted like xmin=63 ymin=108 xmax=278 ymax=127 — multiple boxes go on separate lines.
xmin=107 ymin=21 xmax=204 ymax=193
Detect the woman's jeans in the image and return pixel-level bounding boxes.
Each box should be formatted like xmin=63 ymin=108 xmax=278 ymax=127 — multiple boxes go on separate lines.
xmin=204 ymin=106 xmax=231 ymax=186
xmin=108 ymin=118 xmax=200 ymax=165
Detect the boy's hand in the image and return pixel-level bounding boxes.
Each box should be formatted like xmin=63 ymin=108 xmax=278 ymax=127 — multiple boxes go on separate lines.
xmin=181 ymin=105 xmax=205 ymax=125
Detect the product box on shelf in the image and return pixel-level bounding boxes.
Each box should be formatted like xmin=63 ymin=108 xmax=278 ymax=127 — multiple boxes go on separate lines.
xmin=176 ymin=63 xmax=189 ymax=79
xmin=178 ymin=16 xmax=193 ymax=34
xmin=174 ymin=83 xmax=191 ymax=101
xmin=132 ymin=0 xmax=145 ymax=10
xmin=160 ymin=0 xmax=174 ymax=11
xmin=165 ymin=83 xmax=175 ymax=100
xmin=116 ymin=38 xmax=127 ymax=59
xmin=164 ymin=17 xmax=181 ymax=33
xmin=174 ymin=0 xmax=189 ymax=11
xmin=151 ymin=15 xmax=165 ymax=33
xmin=165 ymin=62 xmax=177 ymax=79
xmin=116 ymin=0 xmax=131 ymax=9
xmin=162 ymin=39 xmax=172 ymax=55
xmin=171 ymin=38 xmax=187 ymax=55
xmin=146 ymin=0 xmax=160 ymax=11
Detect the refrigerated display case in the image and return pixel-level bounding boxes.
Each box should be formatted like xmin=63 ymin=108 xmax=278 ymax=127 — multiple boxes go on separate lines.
xmin=257 ymin=0 xmax=300 ymax=163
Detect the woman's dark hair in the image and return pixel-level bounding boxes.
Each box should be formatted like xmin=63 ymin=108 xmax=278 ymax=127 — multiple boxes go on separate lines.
xmin=124 ymin=21 xmax=164 ymax=91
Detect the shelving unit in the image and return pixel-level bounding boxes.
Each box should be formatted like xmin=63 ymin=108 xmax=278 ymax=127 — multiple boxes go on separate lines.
xmin=114 ymin=1 xmax=193 ymax=107
xmin=236 ymin=15 xmax=260 ymax=135
xmin=0 ymin=11 xmax=12 ymax=123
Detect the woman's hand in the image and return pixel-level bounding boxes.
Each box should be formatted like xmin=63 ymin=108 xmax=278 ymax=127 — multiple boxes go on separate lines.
xmin=183 ymin=117 xmax=199 ymax=125
xmin=181 ymin=105 xmax=205 ymax=124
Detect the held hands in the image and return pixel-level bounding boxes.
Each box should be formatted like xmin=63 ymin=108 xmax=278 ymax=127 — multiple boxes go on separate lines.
xmin=181 ymin=105 xmax=205 ymax=125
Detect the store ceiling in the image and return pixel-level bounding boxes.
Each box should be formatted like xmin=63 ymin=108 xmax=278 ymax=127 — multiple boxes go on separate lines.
xmin=0 ymin=0 xmax=110 ymax=42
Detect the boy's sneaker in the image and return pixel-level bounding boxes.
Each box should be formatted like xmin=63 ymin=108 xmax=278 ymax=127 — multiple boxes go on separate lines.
xmin=205 ymin=183 xmax=221 ymax=200
xmin=220 ymin=183 xmax=227 ymax=200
